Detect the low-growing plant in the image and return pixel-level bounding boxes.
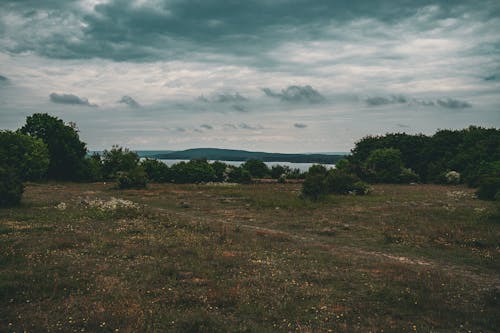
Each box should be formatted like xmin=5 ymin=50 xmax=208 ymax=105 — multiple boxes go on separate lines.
xmin=301 ymin=173 xmax=327 ymax=200
xmin=0 ymin=166 xmax=24 ymax=207
xmin=141 ymin=158 xmax=170 ymax=182
xmin=116 ymin=167 xmax=148 ymax=189
xmin=226 ymin=167 xmax=252 ymax=184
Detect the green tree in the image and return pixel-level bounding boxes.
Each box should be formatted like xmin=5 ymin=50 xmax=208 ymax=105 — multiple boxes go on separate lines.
xmin=0 ymin=130 xmax=49 ymax=181
xmin=101 ymin=146 xmax=140 ymax=180
xmin=364 ymin=148 xmax=404 ymax=183
xmin=141 ymin=158 xmax=170 ymax=182
xmin=20 ymin=113 xmax=87 ymax=180
xmin=241 ymin=159 xmax=269 ymax=178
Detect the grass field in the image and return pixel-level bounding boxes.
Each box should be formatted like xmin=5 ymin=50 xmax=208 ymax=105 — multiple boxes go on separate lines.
xmin=1 ymin=182 xmax=499 ymax=332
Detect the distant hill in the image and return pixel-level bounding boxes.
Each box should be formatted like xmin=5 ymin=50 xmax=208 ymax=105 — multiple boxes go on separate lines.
xmin=152 ymin=148 xmax=346 ymax=164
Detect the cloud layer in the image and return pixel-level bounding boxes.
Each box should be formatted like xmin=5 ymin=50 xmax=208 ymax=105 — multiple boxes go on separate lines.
xmin=0 ymin=1 xmax=499 ymax=151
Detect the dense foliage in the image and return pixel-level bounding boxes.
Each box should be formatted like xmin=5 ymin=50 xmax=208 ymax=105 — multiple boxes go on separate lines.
xmin=0 ymin=131 xmax=50 ymax=206
xmin=241 ymin=159 xmax=269 ymax=178
xmin=20 ymin=113 xmax=87 ymax=180
xmin=348 ymin=126 xmax=500 ymax=185
xmin=101 ymin=146 xmax=141 ymax=180
xmin=301 ymin=165 xmax=369 ymax=200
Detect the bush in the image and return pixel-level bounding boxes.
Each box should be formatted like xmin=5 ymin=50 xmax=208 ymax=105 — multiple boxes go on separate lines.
xmin=476 ymin=176 xmax=500 ymax=201
xmin=241 ymin=159 xmax=269 ymax=178
xmin=116 ymin=167 xmax=148 ymax=189
xmin=324 ymin=169 xmax=360 ymax=194
xmin=169 ymin=160 xmax=216 ymax=183
xmin=445 ymin=170 xmax=461 ymax=184
xmin=226 ymin=167 xmax=252 ymax=184
xmin=0 ymin=130 xmax=49 ymax=181
xmin=211 ymin=161 xmax=229 ymax=182
xmin=0 ymin=166 xmax=24 ymax=207
xmin=102 ymin=146 xmax=140 ymax=180
xmin=301 ymin=173 xmax=327 ymax=200
xmin=307 ymin=164 xmax=328 ymax=176
xmin=398 ymin=167 xmax=420 ymax=184
xmin=270 ymin=165 xmax=291 ymax=179
xmin=141 ymin=158 xmax=170 ymax=182
xmin=75 ymin=154 xmax=103 ymax=182
xmin=474 ymin=162 xmax=500 ymax=200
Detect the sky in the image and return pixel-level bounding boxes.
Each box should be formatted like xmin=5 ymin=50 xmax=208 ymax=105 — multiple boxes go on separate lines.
xmin=0 ymin=0 xmax=499 ymax=153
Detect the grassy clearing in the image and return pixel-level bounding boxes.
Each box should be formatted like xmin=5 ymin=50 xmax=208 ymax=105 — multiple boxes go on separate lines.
xmin=1 ymin=182 xmax=499 ymax=332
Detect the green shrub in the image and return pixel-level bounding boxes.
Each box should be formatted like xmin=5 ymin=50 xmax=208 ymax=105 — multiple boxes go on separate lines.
xmin=307 ymin=164 xmax=328 ymax=176
xmin=116 ymin=167 xmax=148 ymax=189
xmin=0 ymin=166 xmax=24 ymax=207
xmin=398 ymin=167 xmax=420 ymax=183
xmin=140 ymin=158 xmax=170 ymax=182
xmin=241 ymin=159 xmax=269 ymax=178
xmin=0 ymin=130 xmax=49 ymax=181
xmin=270 ymin=164 xmax=291 ymax=179
xmin=324 ymin=169 xmax=360 ymax=194
xmin=169 ymin=160 xmax=216 ymax=183
xmin=211 ymin=161 xmax=229 ymax=182
xmin=226 ymin=167 xmax=252 ymax=184
xmin=301 ymin=173 xmax=327 ymax=200
xmin=476 ymin=175 xmax=500 ymax=201
xmin=102 ymin=146 xmax=140 ymax=180
xmin=75 ymin=154 xmax=103 ymax=182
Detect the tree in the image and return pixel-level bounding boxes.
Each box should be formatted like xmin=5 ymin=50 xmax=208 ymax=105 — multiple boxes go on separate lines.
xmin=101 ymin=146 xmax=140 ymax=180
xmin=141 ymin=158 xmax=170 ymax=182
xmin=0 ymin=130 xmax=49 ymax=181
xmin=241 ymin=159 xmax=269 ymax=178
xmin=20 ymin=113 xmax=87 ymax=180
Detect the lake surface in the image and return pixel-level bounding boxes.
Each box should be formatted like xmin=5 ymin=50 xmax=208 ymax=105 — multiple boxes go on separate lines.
xmin=158 ymin=159 xmax=335 ymax=172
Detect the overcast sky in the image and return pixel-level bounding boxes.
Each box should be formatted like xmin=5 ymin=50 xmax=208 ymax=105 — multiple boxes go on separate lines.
xmin=1 ymin=0 xmax=499 ymax=152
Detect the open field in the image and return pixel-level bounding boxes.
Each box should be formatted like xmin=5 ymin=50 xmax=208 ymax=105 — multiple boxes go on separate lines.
xmin=1 ymin=182 xmax=499 ymax=332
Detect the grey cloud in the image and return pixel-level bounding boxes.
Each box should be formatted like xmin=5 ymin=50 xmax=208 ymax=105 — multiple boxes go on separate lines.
xmin=49 ymin=92 xmax=97 ymax=107
xmin=213 ymin=92 xmax=247 ymax=103
xmin=436 ymin=98 xmax=471 ymax=109
xmin=232 ymin=104 xmax=247 ymax=112
xmin=118 ymin=95 xmax=140 ymax=108
xmin=4 ymin=0 xmax=485 ymax=62
xmin=262 ymin=85 xmax=324 ymax=103
xmin=239 ymin=123 xmax=262 ymax=130
xmin=365 ymin=95 xmax=408 ymax=106
xmin=397 ymin=123 xmax=410 ymax=128
xmin=365 ymin=95 xmax=471 ymax=109
xmin=484 ymin=75 xmax=497 ymax=81
xmin=200 ymin=124 xmax=213 ymax=130
xmin=294 ymin=123 xmax=307 ymax=129
xmin=0 ymin=75 xmax=8 ymax=82
xmin=223 ymin=123 xmax=238 ymax=129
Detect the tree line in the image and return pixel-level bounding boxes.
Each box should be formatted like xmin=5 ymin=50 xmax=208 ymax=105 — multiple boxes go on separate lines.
xmin=0 ymin=113 xmax=307 ymax=206
xmin=1 ymin=113 xmax=499 ymax=206
xmin=300 ymin=126 xmax=500 ymax=200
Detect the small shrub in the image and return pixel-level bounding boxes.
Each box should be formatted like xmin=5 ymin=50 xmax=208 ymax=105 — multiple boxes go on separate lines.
xmin=169 ymin=160 xmax=216 ymax=183
xmin=307 ymin=164 xmax=328 ymax=176
xmin=116 ymin=167 xmax=148 ymax=189
xmin=0 ymin=166 xmax=24 ymax=207
xmin=226 ymin=167 xmax=252 ymax=184
xmin=476 ymin=175 xmax=500 ymax=201
xmin=102 ymin=146 xmax=140 ymax=180
xmin=398 ymin=167 xmax=420 ymax=184
xmin=324 ymin=169 xmax=360 ymax=194
xmin=141 ymin=158 xmax=170 ymax=182
xmin=301 ymin=174 xmax=327 ymax=200
xmin=445 ymin=170 xmax=461 ymax=184
xmin=352 ymin=181 xmax=371 ymax=195
xmin=241 ymin=159 xmax=269 ymax=178
xmin=277 ymin=174 xmax=286 ymax=183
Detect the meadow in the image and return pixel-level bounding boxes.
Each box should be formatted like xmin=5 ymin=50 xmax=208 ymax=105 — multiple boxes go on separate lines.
xmin=0 ymin=182 xmax=498 ymax=332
